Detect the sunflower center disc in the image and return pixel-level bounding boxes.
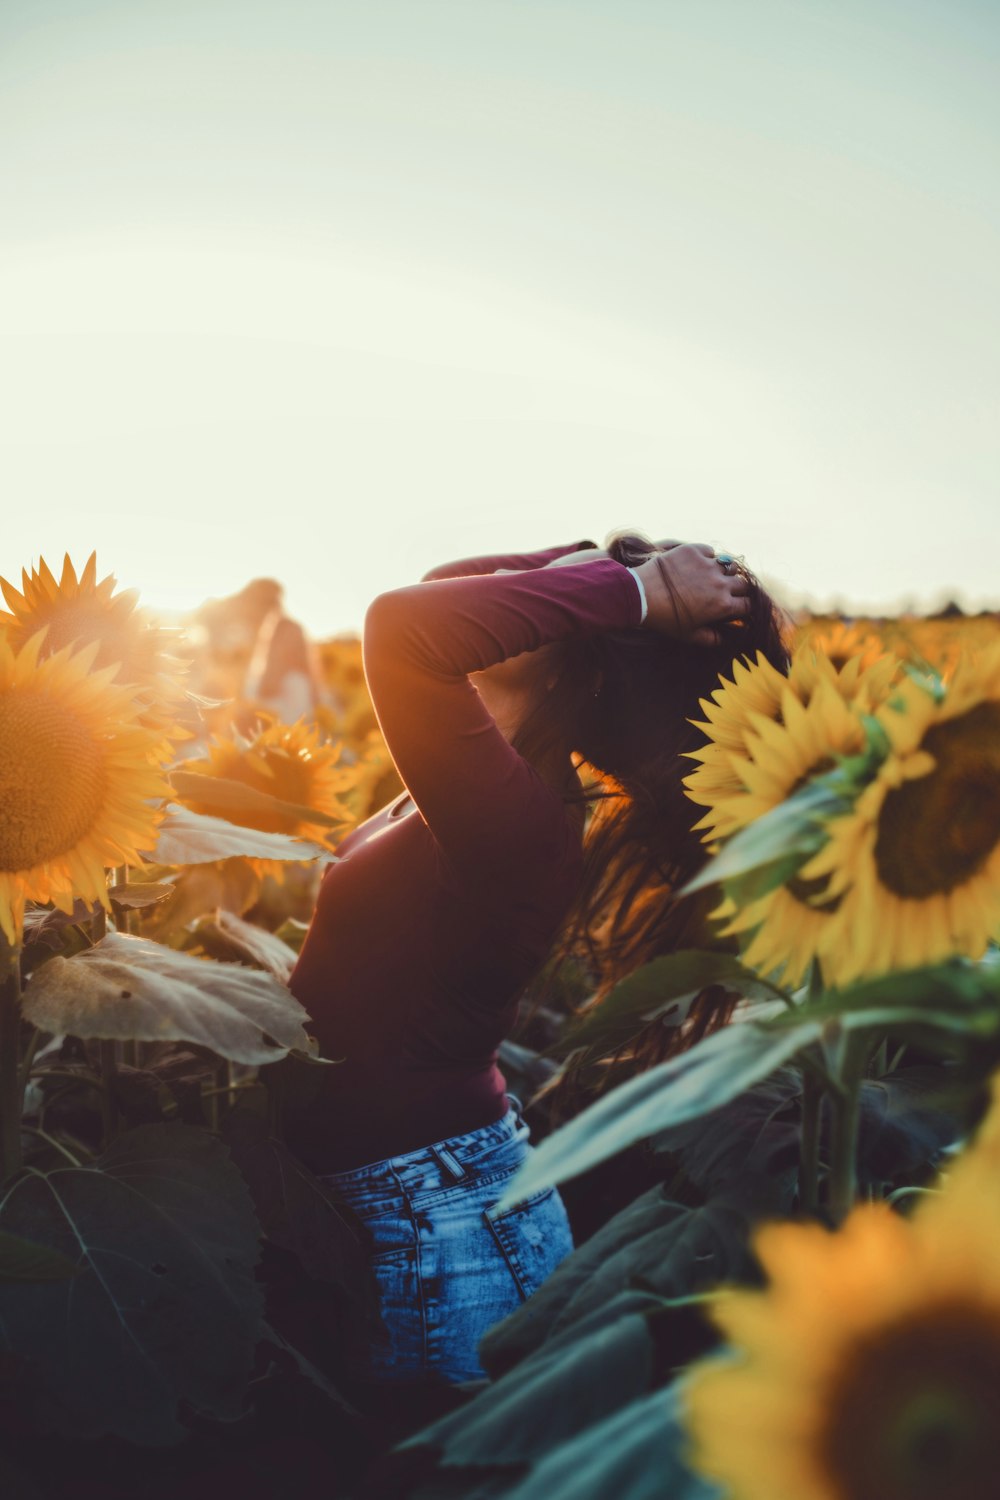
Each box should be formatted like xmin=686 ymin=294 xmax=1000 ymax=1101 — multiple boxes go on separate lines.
xmin=819 ymin=1302 xmax=1000 ymax=1500
xmin=874 ymin=702 xmax=1000 ymax=898
xmin=0 ymin=687 xmax=108 ymax=869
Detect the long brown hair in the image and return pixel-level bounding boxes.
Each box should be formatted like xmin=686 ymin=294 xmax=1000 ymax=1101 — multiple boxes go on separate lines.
xmin=519 ymin=532 xmax=789 ymax=1086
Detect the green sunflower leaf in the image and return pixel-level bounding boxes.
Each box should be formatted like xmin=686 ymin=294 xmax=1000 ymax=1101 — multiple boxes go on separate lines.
xmin=499 ymin=1018 xmax=822 ymax=1204
xmin=0 ymin=1124 xmax=264 ymax=1445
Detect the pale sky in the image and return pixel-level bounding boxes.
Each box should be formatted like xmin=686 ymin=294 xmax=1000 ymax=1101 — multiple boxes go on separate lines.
xmin=2 ymin=0 xmax=998 ymax=633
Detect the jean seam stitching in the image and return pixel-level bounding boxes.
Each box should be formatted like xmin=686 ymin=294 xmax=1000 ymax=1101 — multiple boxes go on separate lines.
xmin=389 ymin=1163 xmax=429 ymax=1372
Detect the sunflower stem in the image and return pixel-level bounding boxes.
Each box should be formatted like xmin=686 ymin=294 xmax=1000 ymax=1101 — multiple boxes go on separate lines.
xmin=798 ymin=1057 xmax=822 ymax=1216
xmin=90 ymin=902 xmax=121 ymax=1144
xmin=828 ymin=1034 xmax=868 ymax=1223
xmin=0 ymin=933 xmax=25 ymax=1183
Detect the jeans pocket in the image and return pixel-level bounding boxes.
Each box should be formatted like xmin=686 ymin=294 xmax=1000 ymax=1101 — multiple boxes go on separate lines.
xmin=485 ymin=1186 xmax=573 ymax=1301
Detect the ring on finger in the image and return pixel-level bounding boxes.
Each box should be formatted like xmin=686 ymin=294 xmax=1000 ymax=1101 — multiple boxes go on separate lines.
xmin=715 ymin=552 xmax=734 ymax=574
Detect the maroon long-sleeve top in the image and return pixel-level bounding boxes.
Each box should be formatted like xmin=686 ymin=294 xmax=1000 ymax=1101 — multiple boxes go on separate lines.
xmin=286 ymin=544 xmax=643 ymax=1173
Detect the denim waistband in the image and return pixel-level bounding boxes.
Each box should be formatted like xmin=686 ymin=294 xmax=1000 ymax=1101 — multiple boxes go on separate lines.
xmin=320 ymin=1096 xmax=526 ymax=1197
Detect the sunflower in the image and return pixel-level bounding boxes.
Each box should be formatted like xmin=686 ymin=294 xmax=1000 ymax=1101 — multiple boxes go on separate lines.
xmin=684 ymin=645 xmax=899 ymax=831
xmin=800 ymin=643 xmax=1000 ymax=985
xmin=684 ymin=1086 xmax=1000 ymax=1500
xmin=0 ymin=553 xmax=186 ymax=743
xmin=789 ymin=617 xmax=888 ymax=674
xmin=700 ymin=681 xmax=869 ymax=987
xmin=174 ymin=716 xmax=354 ymax=839
xmin=343 ymin=730 xmax=403 ymax=824
xmin=0 ymin=632 xmax=168 ymax=944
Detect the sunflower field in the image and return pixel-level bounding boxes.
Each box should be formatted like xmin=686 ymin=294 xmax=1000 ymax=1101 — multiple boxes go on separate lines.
xmin=1 ymin=555 xmax=999 ymax=1500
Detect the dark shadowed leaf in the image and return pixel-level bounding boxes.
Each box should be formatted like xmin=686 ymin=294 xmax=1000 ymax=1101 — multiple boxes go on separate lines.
xmin=651 ymin=1068 xmax=803 ymax=1202
xmin=21 ymin=930 xmax=312 ymax=1065
xmin=503 ymin=1382 xmax=719 ymax=1500
xmin=402 ymin=1305 xmax=655 ymax=1469
xmin=497 ymin=1040 xmax=559 ymax=1100
xmin=0 ymin=1124 xmax=264 ymax=1444
xmin=500 ymin=1019 xmax=822 ymax=1204
xmin=170 ymin=769 xmax=347 ymax=831
xmin=0 ymin=1230 xmax=81 ymax=1283
xmin=221 ymin=1109 xmax=370 ymax=1295
xmin=481 ymin=1185 xmax=757 ymax=1377
xmin=856 ymin=1066 xmax=963 ymax=1185
xmin=191 ymin=909 xmax=299 ymax=982
xmin=561 ymin=951 xmax=792 ymax=1059
xmin=151 ymin=804 xmax=332 ymax=866
xmin=22 ymin=900 xmax=95 ymax=939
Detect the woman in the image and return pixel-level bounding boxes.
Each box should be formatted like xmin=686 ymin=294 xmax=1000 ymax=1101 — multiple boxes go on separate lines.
xmin=286 ymin=534 xmax=786 ymax=1389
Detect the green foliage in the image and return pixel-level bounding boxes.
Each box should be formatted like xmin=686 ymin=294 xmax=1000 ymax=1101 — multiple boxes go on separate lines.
xmin=497 ymin=1383 xmax=718 ymax=1500
xmin=681 ymin=779 xmax=846 ymax=900
xmin=501 ymin=1018 xmax=823 ymax=1204
xmin=402 ymin=1305 xmax=656 ymax=1468
xmin=221 ymin=1108 xmax=369 ymax=1294
xmin=559 ymin=949 xmax=792 ymax=1062
xmin=0 ymin=1229 xmax=80 ymax=1283
xmin=481 ymin=1185 xmax=756 ymax=1376
xmin=0 ymin=1124 xmax=264 ymax=1444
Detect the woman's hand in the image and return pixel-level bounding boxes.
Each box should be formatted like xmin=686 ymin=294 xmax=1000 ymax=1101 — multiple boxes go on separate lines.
xmin=635 ymin=543 xmax=750 ymax=646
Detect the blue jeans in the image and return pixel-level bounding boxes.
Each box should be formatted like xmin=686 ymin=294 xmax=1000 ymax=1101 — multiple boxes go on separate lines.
xmin=320 ymin=1102 xmax=574 ymax=1384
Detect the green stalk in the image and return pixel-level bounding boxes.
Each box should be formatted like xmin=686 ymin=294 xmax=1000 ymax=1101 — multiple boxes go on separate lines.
xmin=92 ymin=901 xmax=120 ymax=1145
xmin=0 ymin=932 xmax=24 ymax=1183
xmin=798 ymin=1061 xmax=822 ymax=1216
xmin=827 ymin=1033 xmax=869 ymax=1224
xmin=797 ymin=961 xmax=827 ymax=1216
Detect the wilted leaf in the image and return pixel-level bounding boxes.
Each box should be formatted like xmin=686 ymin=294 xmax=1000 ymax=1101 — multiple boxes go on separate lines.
xmin=21 ymin=930 xmax=312 ymax=1066
xmin=108 ymin=882 xmax=174 ymax=911
xmin=22 ymin=900 xmax=95 ymax=938
xmin=151 ymin=804 xmax=333 ymax=866
xmin=0 ymin=1230 xmax=81 ymax=1283
xmin=501 ymin=1019 xmax=822 ymax=1204
xmin=170 ymin=770 xmax=347 ymax=831
xmin=274 ymin=917 xmax=310 ymax=954
xmin=192 ymin=909 xmax=299 ymax=982
xmin=0 ymin=1124 xmax=264 ymax=1444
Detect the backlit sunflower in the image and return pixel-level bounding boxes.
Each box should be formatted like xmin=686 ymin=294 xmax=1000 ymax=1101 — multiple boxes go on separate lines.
xmin=175 ymin=716 xmax=354 ymax=839
xmin=800 ymin=642 xmax=1000 ymax=984
xmin=704 ymin=681 xmax=869 ymax=987
xmin=0 ymin=632 xmax=168 ymax=944
xmin=684 ymin=645 xmax=899 ymax=830
xmin=0 ymin=553 xmax=186 ymax=744
xmin=789 ymin=617 xmax=888 ymax=674
xmin=685 ymin=1083 xmax=1000 ymax=1500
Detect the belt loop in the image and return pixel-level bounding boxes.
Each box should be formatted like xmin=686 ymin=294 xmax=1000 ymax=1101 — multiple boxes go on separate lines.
xmin=431 ymin=1144 xmax=466 ymax=1182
